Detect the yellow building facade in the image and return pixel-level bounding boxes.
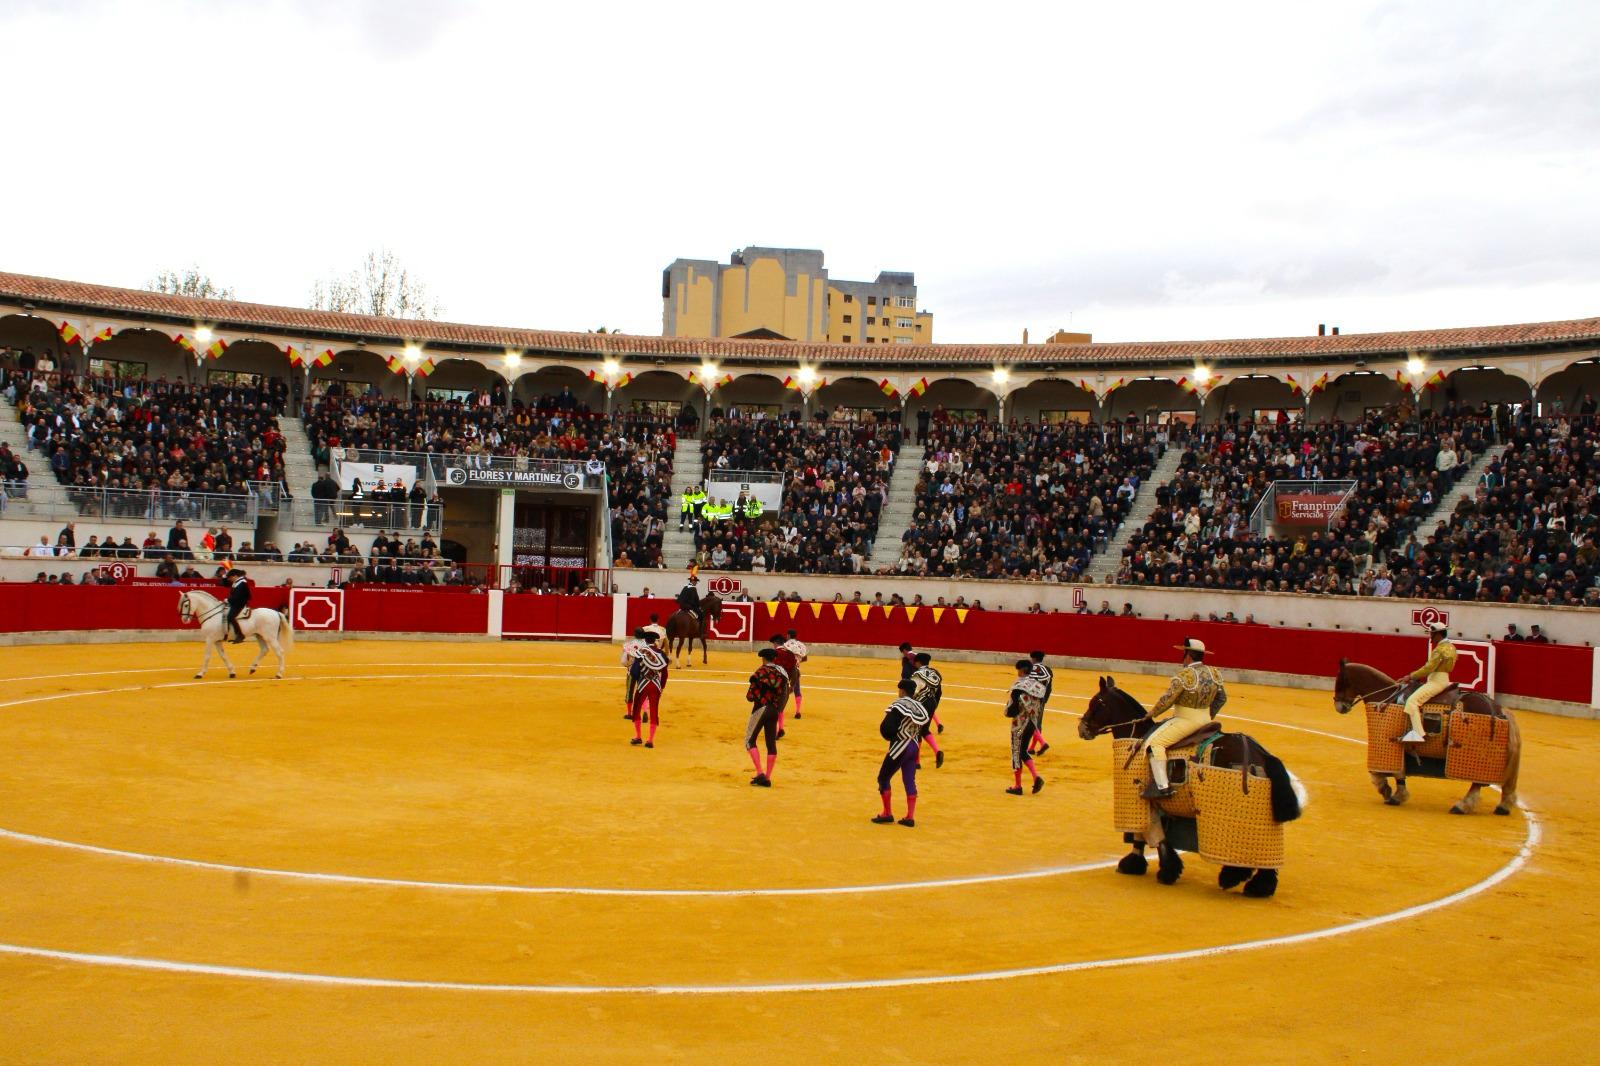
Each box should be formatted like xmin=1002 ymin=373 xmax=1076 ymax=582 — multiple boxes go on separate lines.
xmin=663 ymin=247 xmax=931 ymax=344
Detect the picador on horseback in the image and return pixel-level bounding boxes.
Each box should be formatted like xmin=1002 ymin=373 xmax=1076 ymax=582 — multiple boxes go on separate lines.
xmin=1143 ymin=637 xmax=1228 ymax=799
xmin=676 ymin=568 xmax=702 ymax=629
xmin=222 ymin=568 xmax=251 ymax=644
xmin=1400 ymin=621 xmax=1455 ymax=744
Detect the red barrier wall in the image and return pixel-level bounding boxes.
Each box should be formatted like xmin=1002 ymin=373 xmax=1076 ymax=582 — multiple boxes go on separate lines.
xmin=2 ymin=585 xmax=1592 ymax=708
xmin=342 ymin=588 xmax=487 ymax=634
xmin=503 ymin=594 xmax=611 ymax=639
xmin=734 ymin=601 xmax=1593 ymax=708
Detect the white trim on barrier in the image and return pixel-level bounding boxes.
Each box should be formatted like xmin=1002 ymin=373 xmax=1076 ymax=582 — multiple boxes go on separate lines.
xmin=708 ymin=601 xmax=755 ymax=643
xmin=486 ymin=589 xmax=504 ymax=638
xmin=1452 ymin=639 xmax=1495 ymax=695
xmin=1592 ymin=647 xmax=1600 ymax=710
xmin=287 ymin=588 xmax=343 ymax=631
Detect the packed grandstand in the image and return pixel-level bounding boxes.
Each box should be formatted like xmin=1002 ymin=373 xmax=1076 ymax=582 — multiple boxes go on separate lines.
xmin=1 ymin=270 xmax=1597 ymax=613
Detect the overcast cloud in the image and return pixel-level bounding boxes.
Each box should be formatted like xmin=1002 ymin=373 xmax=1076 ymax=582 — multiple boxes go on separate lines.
xmin=0 ymin=0 xmax=1595 ymax=343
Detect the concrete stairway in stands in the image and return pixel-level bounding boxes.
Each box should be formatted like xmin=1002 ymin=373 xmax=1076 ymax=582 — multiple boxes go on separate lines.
xmin=865 ymin=443 xmax=925 ymax=569
xmin=1083 ymin=443 xmax=1187 ymax=583
xmin=277 ymin=415 xmax=320 ymax=502
xmin=0 ymin=395 xmax=33 ymax=458
xmin=1409 ymin=443 xmax=1504 ymax=534
xmin=660 ymin=437 xmax=702 ymax=569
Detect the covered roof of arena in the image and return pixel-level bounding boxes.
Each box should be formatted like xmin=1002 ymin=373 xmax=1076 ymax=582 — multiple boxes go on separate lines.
xmin=2 ymin=269 xmax=1598 ymax=370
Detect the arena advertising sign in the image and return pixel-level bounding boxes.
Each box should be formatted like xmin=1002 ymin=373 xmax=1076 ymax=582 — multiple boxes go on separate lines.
xmin=444 ymin=465 xmax=585 ymax=491
xmin=1274 ymin=492 xmax=1346 ymax=526
xmin=336 ymin=460 xmax=420 ymax=492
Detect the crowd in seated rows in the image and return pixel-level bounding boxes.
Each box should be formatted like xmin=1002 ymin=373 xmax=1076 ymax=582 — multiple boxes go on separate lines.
xmin=688 ymin=410 xmax=899 ymax=574
xmin=891 ymin=418 xmax=1165 ymax=581
xmin=1113 ymin=405 xmax=1493 ymax=593
xmin=1390 ymin=416 xmax=1599 ymax=605
xmin=7 ymin=369 xmax=288 ymax=506
xmin=303 ymin=387 xmax=675 ymax=568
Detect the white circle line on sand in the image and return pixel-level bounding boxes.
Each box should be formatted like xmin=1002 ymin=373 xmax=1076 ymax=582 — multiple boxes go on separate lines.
xmin=0 ymin=808 xmax=1540 ymax=995
xmin=0 ymin=827 xmax=1116 ymax=899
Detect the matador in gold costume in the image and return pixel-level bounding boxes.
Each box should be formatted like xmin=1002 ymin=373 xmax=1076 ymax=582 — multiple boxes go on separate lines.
xmin=1400 ymin=621 xmax=1456 ymax=744
xmin=1142 ymin=637 xmax=1228 ymax=799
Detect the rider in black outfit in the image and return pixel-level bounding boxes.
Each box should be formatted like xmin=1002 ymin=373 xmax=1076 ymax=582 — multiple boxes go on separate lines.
xmin=676 ymin=572 xmax=702 ymax=628
xmin=223 ymin=568 xmax=251 ymax=643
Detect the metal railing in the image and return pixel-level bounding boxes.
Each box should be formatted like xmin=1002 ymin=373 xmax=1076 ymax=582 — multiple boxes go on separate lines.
xmin=707 ymin=469 xmax=786 ymax=484
xmin=286 ymin=498 xmax=443 ymax=533
xmin=0 ymin=483 xmax=259 ymax=525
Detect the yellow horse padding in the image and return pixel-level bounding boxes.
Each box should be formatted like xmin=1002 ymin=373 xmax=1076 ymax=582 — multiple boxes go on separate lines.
xmin=1194 ymin=763 xmax=1285 ymax=870
xmin=1446 ymin=709 xmax=1511 ymax=784
xmin=1369 ymin=702 xmax=1509 ymax=783
xmin=1111 ymin=738 xmax=1149 ymax=832
xmin=1111 ymin=737 xmax=1199 ymax=832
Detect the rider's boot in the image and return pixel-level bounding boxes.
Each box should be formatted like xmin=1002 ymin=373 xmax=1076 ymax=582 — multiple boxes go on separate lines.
xmin=1141 ymin=753 xmax=1175 ymax=799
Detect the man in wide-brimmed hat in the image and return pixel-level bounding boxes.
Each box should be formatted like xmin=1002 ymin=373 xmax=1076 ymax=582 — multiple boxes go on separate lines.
xmin=1142 ymin=637 xmax=1228 ymax=799
xmin=1400 ymin=622 xmax=1456 ymax=744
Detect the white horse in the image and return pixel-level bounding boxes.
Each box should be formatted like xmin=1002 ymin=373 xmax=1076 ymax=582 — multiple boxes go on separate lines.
xmin=178 ymin=588 xmax=293 ymax=679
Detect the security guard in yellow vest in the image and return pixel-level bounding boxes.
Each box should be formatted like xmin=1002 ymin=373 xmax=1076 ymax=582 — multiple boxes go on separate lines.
xmin=744 ymin=496 xmax=763 ymax=520
xmin=1142 ymin=637 xmax=1228 ymax=798
xmin=1400 ymin=622 xmax=1456 ymax=743
xmin=679 ymin=490 xmax=695 ymax=530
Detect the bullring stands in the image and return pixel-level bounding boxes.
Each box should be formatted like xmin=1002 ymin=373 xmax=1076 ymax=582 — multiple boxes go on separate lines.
xmin=1114 ymin=409 xmax=1492 ymax=592
xmin=891 ymin=419 xmax=1164 ymax=580
xmin=694 ymin=413 xmax=899 ymax=574
xmin=7 ymin=370 xmax=287 ymax=506
xmin=302 ymin=391 xmax=676 ymax=568
xmin=1396 ymin=416 xmax=1599 ymax=605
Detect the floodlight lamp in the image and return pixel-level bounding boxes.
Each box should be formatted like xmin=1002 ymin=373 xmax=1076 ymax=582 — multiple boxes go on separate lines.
xmin=992 ymin=366 xmax=1010 ymax=387
xmin=797 ymin=365 xmax=817 ymax=385
xmin=1406 ymin=356 xmax=1426 ymax=376
xmin=603 ymin=358 xmax=621 ymax=377
xmin=193 ymin=326 xmax=214 ymax=344
xmin=1194 ymin=365 xmax=1213 ymax=384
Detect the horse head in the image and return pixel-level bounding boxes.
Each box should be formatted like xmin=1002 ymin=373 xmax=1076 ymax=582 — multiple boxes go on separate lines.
xmin=702 ymin=592 xmax=723 ymax=619
xmin=178 ymin=591 xmax=193 ymax=624
xmin=1332 ymin=659 xmax=1397 ymax=715
xmin=1079 ymin=676 xmax=1148 ymax=740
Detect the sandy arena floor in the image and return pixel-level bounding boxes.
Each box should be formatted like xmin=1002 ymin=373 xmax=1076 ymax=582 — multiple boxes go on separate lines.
xmin=1 ymin=639 xmax=1595 ymax=1063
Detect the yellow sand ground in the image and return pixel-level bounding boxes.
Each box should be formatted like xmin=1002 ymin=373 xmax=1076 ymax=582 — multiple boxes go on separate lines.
xmin=0 ymin=640 xmax=1595 ymax=1063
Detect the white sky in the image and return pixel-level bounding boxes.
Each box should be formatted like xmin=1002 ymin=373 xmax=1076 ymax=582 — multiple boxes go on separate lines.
xmin=2 ymin=0 xmax=1597 ymax=344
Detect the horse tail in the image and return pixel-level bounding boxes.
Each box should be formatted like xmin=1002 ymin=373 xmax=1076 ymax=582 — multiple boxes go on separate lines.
xmin=278 ymin=611 xmax=295 ymax=650
xmin=1258 ymin=746 xmax=1303 ymax=823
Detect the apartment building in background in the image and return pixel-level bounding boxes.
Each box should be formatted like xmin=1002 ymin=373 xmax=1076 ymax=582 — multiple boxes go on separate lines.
xmin=662 ymin=246 xmax=933 ymax=344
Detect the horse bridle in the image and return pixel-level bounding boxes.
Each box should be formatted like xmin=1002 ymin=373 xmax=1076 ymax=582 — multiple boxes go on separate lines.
xmin=180 ymin=593 xmax=228 ymax=626
xmin=1083 ymin=695 xmax=1152 ymax=737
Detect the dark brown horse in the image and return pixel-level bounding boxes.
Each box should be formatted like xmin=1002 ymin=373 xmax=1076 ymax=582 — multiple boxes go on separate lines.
xmin=1332 ymin=660 xmax=1521 ymax=815
xmin=1079 ymin=676 xmax=1302 ymax=898
xmin=666 ymin=592 xmax=724 ymax=667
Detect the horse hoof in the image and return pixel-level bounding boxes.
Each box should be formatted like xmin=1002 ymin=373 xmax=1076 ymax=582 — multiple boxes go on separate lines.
xmin=1116 ymin=853 xmax=1148 ymax=876
xmin=1449 ymin=805 xmax=1466 ymax=815
xmin=1242 ymin=870 xmax=1279 ymax=898
xmin=193 ymin=674 xmax=203 ymax=680
xmin=1155 ymin=869 xmax=1181 ymax=886
xmin=1218 ymin=866 xmax=1252 ymax=891
xmin=227 ymin=674 xmax=236 ymax=680
xmin=249 ymin=669 xmax=257 ymax=675
xmin=1383 ymin=795 xmax=1403 ymax=806
xmin=1494 ymin=806 xmax=1511 ymax=816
